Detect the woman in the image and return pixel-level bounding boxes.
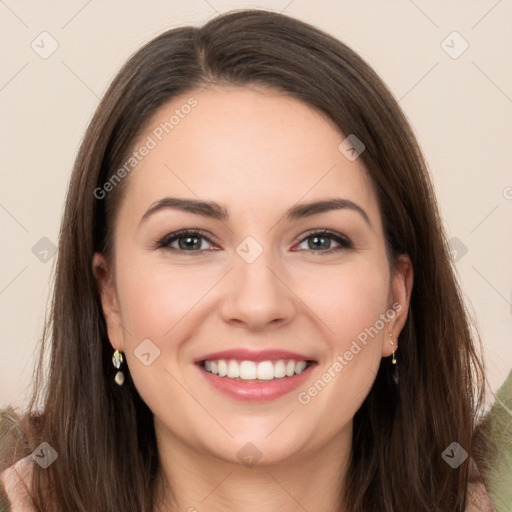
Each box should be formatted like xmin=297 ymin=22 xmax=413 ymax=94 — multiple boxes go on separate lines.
xmin=0 ymin=9 xmax=497 ymax=511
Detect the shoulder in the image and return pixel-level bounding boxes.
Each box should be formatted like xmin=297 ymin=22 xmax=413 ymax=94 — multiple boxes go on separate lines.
xmin=0 ymin=456 xmax=36 ymax=512
xmin=465 ymin=457 xmax=496 ymax=512
xmin=466 ymin=481 xmax=496 ymax=512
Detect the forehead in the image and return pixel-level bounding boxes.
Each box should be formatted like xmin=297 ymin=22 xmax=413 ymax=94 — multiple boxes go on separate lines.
xmin=119 ymin=85 xmax=380 ymax=227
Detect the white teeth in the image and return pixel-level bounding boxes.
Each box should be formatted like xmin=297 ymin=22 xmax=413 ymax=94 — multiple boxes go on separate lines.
xmin=256 ymin=361 xmax=274 ymax=380
xmin=202 ymin=359 xmax=310 ymax=380
xmin=227 ymin=360 xmax=240 ymax=378
xmin=295 ymin=360 xmax=307 ymax=374
xmin=274 ymin=360 xmax=286 ymax=378
xmin=218 ymin=360 xmax=227 ymax=377
xmin=239 ymin=361 xmax=257 ymax=380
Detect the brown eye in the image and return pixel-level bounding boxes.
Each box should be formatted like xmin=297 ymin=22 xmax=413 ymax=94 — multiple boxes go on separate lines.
xmin=157 ymin=230 xmax=217 ymax=252
xmin=295 ymin=230 xmax=352 ymax=254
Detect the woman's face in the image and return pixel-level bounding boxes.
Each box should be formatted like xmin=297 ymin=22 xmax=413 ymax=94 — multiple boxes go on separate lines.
xmin=94 ymin=85 xmax=412 ymax=467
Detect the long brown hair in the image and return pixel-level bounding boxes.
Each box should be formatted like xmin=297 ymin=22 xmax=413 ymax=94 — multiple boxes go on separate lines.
xmin=1 ymin=9 xmax=489 ymax=511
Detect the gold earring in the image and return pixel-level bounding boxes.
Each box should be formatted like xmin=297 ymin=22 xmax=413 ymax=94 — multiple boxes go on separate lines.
xmin=389 ymin=333 xmax=397 ymax=365
xmin=112 ymin=349 xmax=125 ymax=386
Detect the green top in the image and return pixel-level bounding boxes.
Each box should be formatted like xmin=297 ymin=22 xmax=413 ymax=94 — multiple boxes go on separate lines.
xmin=478 ymin=370 xmax=512 ymax=512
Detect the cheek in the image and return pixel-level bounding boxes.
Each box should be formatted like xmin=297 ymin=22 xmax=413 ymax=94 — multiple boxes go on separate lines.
xmin=334 ymin=269 xmax=389 ymax=340
xmin=115 ymin=249 xmax=391 ymax=353
xmin=294 ymin=257 xmax=391 ymax=343
xmin=293 ymin=261 xmax=390 ymax=410
xmin=113 ymin=261 xmax=213 ymax=414
xmin=115 ymin=259 xmax=219 ymax=340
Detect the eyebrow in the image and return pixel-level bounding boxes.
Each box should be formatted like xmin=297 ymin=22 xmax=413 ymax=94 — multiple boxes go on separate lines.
xmin=139 ymin=197 xmax=371 ymax=227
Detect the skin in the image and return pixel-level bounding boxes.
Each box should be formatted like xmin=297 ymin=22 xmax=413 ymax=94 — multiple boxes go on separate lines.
xmin=93 ymin=85 xmax=413 ymax=512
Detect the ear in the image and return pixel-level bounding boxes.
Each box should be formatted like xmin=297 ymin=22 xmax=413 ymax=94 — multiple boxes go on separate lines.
xmin=92 ymin=253 xmax=125 ymax=352
xmin=382 ymin=254 xmax=414 ymax=358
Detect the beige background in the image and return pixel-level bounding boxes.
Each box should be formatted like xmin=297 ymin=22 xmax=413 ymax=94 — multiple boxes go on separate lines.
xmin=1 ymin=0 xmax=511 ymax=410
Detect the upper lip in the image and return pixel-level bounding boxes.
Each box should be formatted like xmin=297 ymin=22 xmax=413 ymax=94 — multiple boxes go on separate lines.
xmin=194 ymin=348 xmax=315 ymax=364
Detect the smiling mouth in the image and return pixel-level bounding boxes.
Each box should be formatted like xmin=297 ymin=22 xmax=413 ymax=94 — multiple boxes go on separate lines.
xmin=199 ymin=359 xmax=316 ymax=381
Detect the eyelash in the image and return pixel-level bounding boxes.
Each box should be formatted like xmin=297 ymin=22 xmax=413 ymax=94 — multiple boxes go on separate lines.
xmin=156 ymin=229 xmax=353 ymax=255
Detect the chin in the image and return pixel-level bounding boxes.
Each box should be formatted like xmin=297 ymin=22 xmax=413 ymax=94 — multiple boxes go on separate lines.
xmin=200 ymin=429 xmax=311 ymax=468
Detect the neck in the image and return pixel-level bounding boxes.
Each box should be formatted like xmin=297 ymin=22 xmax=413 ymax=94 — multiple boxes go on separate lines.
xmin=153 ymin=420 xmax=352 ymax=512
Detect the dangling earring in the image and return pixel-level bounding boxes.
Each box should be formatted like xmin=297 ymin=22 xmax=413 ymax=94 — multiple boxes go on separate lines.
xmin=389 ymin=333 xmax=397 ymax=365
xmin=112 ymin=349 xmax=125 ymax=386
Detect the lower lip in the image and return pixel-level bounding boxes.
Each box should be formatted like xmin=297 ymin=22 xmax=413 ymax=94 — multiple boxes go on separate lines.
xmin=197 ymin=363 xmax=316 ymax=402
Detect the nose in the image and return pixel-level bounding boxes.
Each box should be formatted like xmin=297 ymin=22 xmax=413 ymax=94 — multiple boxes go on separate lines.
xmin=220 ymin=249 xmax=298 ymax=331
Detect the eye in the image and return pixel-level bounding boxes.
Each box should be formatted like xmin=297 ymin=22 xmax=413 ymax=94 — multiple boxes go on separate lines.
xmin=156 ymin=229 xmax=218 ymax=252
xmin=155 ymin=228 xmax=353 ymax=255
xmin=294 ymin=229 xmax=353 ymax=254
